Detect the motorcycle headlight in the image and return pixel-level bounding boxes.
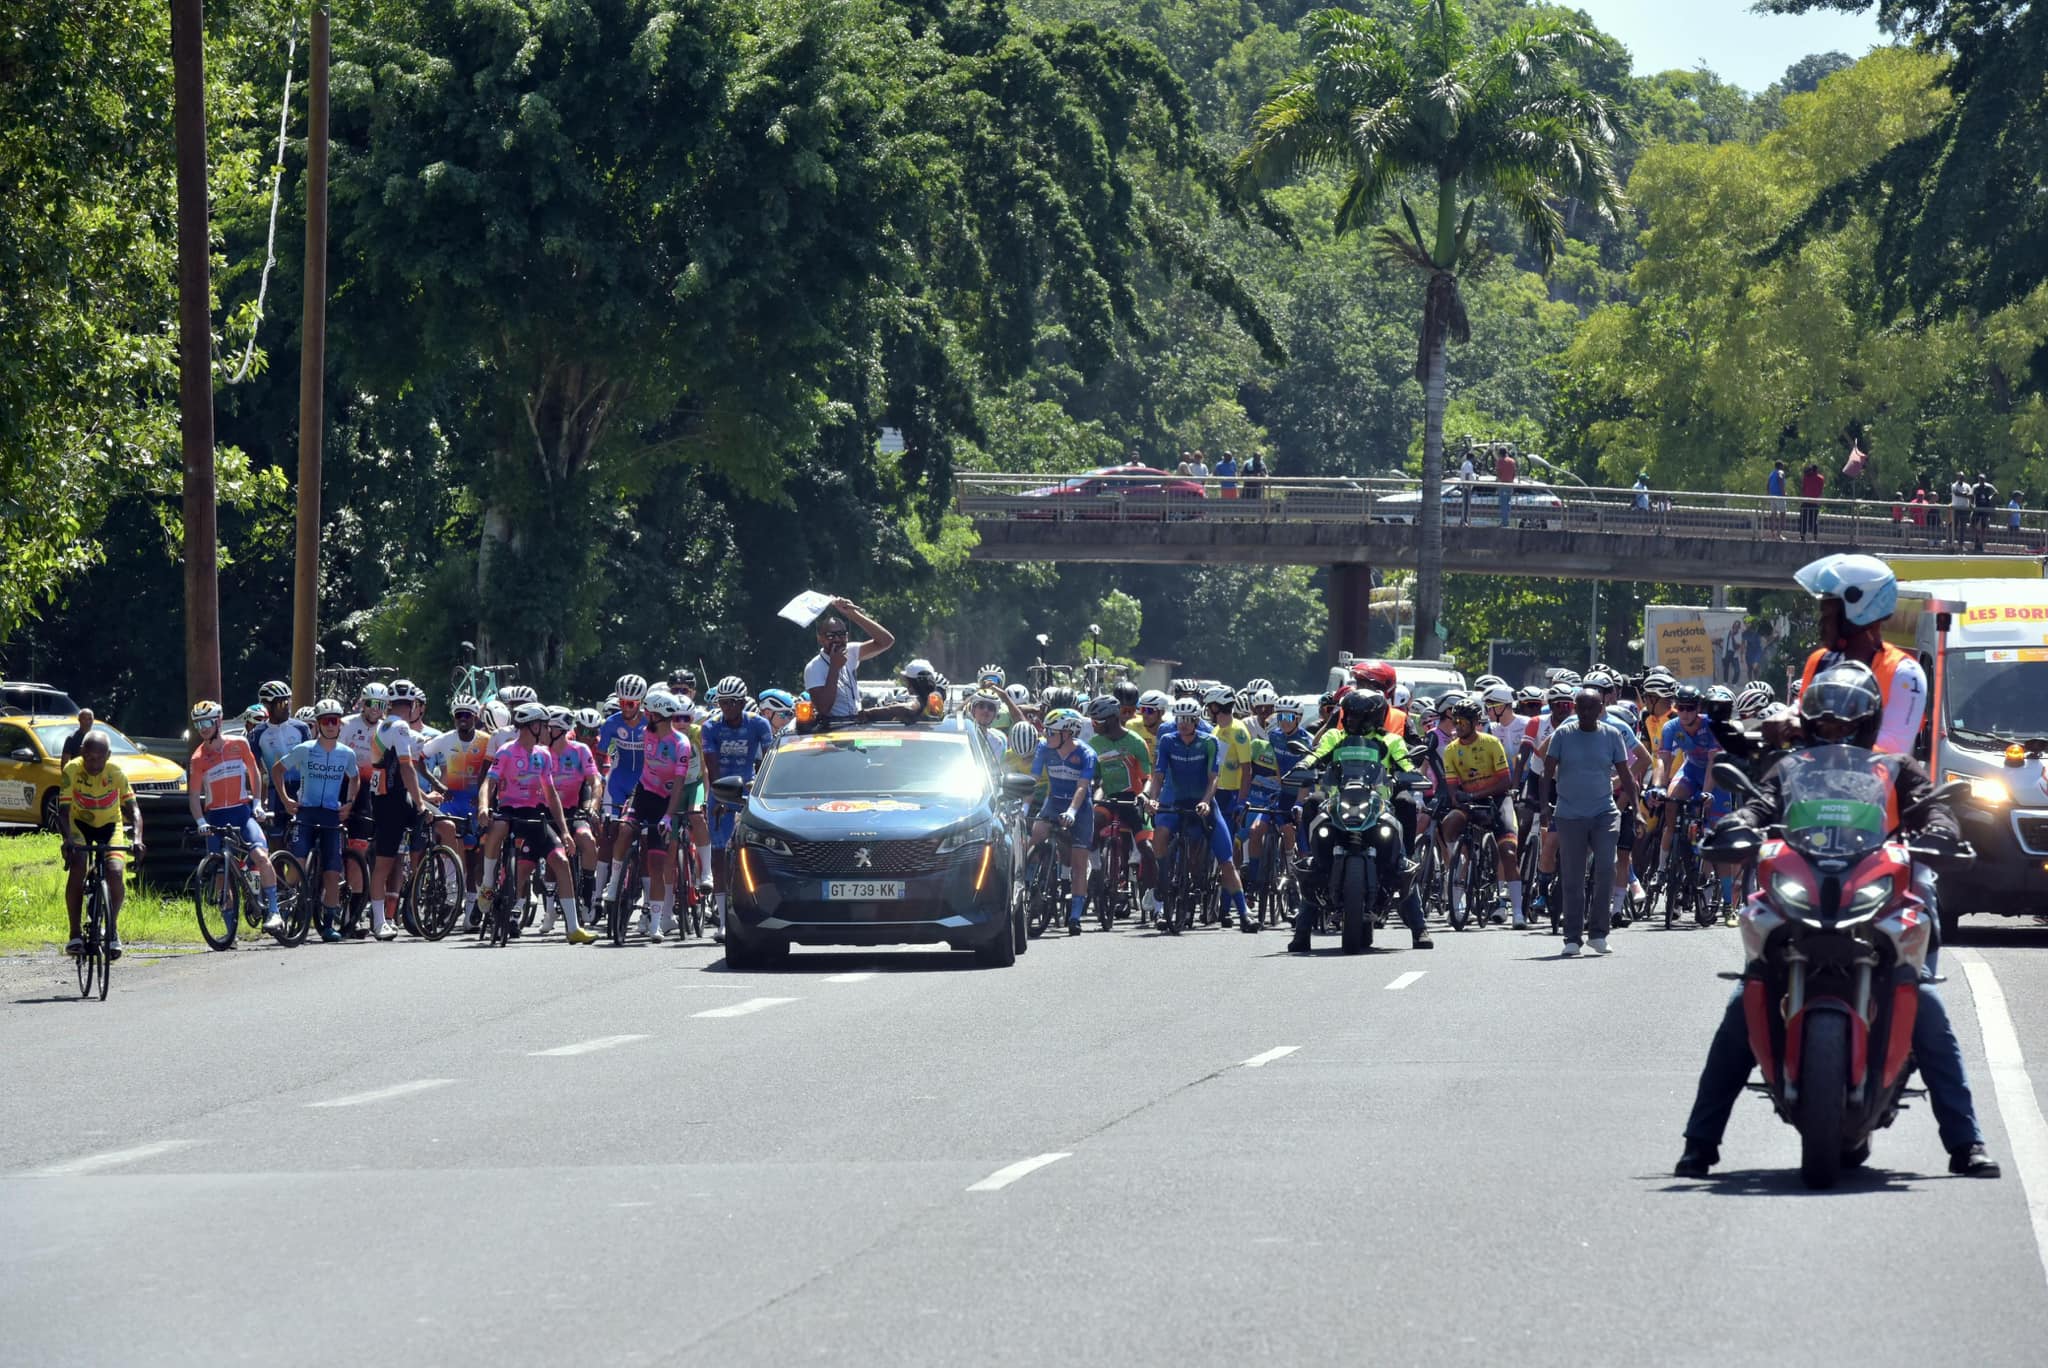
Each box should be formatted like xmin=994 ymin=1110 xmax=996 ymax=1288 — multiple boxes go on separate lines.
xmin=1845 ymin=876 xmax=1893 ymax=916
xmin=935 ymin=825 xmax=989 ymax=856
xmin=1768 ymin=871 xmax=1812 ymax=912
xmin=743 ymin=829 xmax=791 ymax=857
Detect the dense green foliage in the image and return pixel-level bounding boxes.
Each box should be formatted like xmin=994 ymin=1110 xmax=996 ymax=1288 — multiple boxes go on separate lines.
xmin=6 ymin=0 xmax=2046 ymax=728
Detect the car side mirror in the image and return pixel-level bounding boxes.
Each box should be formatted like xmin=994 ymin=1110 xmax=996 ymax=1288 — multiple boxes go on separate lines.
xmin=9 ymin=747 xmax=33 ymax=762
xmin=1001 ymin=772 xmax=1038 ymax=798
xmin=711 ymin=775 xmax=747 ymax=803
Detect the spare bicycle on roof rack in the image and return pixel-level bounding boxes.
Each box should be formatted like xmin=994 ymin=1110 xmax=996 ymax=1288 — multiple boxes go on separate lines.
xmin=450 ymin=641 xmax=519 ymax=707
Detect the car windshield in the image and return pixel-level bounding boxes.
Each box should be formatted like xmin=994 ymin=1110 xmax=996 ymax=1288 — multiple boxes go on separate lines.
xmin=756 ymin=732 xmax=987 ymax=800
xmin=33 ymin=724 xmax=140 ymax=756
xmin=1945 ymin=649 xmax=2048 ymax=744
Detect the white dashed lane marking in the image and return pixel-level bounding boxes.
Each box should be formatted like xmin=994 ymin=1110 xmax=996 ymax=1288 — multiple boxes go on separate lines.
xmin=1240 ymin=1046 xmax=1301 ymax=1069
xmin=1957 ymin=951 xmax=2048 ymax=1291
xmin=1385 ymin=971 xmax=1426 ymax=991
xmin=306 ymin=1079 xmax=455 ymax=1108
xmin=691 ymin=996 xmax=799 ymax=1019
xmin=823 ymin=972 xmax=876 ymax=983
xmin=30 ymin=1140 xmax=198 ymax=1177
xmin=529 ymin=1035 xmax=649 ymax=1057
xmin=967 ymin=1152 xmax=1073 ymax=1192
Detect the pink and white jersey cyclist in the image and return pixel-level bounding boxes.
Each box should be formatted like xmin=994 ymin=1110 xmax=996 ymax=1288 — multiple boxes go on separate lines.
xmin=488 ymin=736 xmax=558 ymax=809
xmin=639 ymin=721 xmax=695 ymax=800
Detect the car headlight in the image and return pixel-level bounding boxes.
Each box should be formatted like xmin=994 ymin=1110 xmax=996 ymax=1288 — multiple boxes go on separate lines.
xmin=935 ymin=825 xmax=990 ymax=856
xmin=1845 ymin=876 xmax=1893 ymax=916
xmin=743 ymin=829 xmax=791 ymax=856
xmin=1945 ymin=772 xmax=2010 ymax=806
xmin=1768 ymin=871 xmax=1812 ymax=912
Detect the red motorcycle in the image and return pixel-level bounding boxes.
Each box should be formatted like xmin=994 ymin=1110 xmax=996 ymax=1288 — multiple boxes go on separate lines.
xmin=1702 ymin=749 xmax=1968 ymax=1189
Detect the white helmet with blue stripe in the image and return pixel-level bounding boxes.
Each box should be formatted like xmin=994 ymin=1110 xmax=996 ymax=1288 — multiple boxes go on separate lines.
xmin=1794 ymin=553 xmax=1897 ymax=627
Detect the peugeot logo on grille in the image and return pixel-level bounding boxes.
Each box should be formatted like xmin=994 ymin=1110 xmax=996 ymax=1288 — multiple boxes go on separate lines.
xmin=854 ymin=847 xmax=873 ymax=869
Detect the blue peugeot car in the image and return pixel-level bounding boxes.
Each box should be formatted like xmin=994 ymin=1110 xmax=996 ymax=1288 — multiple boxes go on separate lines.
xmin=715 ymin=721 xmax=1035 ymax=968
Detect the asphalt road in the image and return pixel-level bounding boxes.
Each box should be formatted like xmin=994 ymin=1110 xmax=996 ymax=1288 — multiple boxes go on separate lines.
xmin=6 ymin=912 xmax=2048 ymax=1367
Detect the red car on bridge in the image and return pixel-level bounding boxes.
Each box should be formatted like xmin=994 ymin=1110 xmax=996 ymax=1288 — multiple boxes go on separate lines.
xmin=1020 ymin=465 xmax=1207 ymax=519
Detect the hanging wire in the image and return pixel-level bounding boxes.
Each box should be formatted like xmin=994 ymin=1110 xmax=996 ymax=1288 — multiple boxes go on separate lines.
xmin=228 ymin=18 xmax=301 ymax=384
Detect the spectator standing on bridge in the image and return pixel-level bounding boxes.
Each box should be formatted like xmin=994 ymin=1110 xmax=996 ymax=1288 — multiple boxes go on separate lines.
xmin=1767 ymin=460 xmax=1787 ymax=539
xmin=1457 ymin=448 xmax=1477 ymax=525
xmin=1972 ymin=472 xmax=1997 ymax=551
xmin=1909 ymin=487 xmax=1932 ymax=543
xmin=1891 ymin=489 xmax=1907 ymax=543
xmin=1241 ymin=449 xmax=1265 ymax=500
xmin=1215 ymin=450 xmax=1238 ymax=500
xmin=1187 ymin=450 xmax=1210 ymax=485
xmin=1798 ymin=462 xmax=1824 ymax=541
xmin=1174 ymin=451 xmax=1195 ymax=478
xmin=2010 ymin=489 xmax=2025 ymax=544
xmin=1494 ymin=445 xmax=1517 ymax=525
xmin=1950 ymin=473 xmax=1972 ymax=547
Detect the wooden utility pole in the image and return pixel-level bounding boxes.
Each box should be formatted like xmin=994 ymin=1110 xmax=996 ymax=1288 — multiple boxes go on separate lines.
xmin=172 ymin=0 xmax=221 ymax=704
xmin=292 ymin=8 xmax=331 ymax=709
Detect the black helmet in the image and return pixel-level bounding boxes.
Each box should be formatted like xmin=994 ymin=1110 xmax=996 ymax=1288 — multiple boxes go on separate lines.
xmin=1800 ymin=661 xmax=1882 ymax=747
xmin=1673 ymin=684 xmax=1703 ymax=707
xmin=1339 ymin=689 xmax=1389 ymax=734
xmin=1703 ymin=684 xmax=1735 ymax=724
xmin=1042 ymin=686 xmax=1079 ymax=711
xmin=1112 ymin=679 xmax=1140 ymax=707
xmin=1447 ymin=697 xmax=1484 ymax=725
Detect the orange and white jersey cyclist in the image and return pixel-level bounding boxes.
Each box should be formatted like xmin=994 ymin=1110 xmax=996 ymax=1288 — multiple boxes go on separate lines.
xmin=187 ymin=699 xmax=286 ymax=936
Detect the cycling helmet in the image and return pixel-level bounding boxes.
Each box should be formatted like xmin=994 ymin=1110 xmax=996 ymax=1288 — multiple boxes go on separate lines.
xmin=1042 ymin=685 xmax=1079 ymax=711
xmin=1006 ymin=683 xmax=1032 ymax=707
xmin=258 ymin=679 xmax=292 ymax=704
xmin=1590 ymin=662 xmax=1616 ymax=678
xmin=1514 ymin=686 xmax=1544 ymax=713
xmin=643 ymin=690 xmax=684 ymax=719
xmin=1137 ymin=689 xmax=1170 ymax=712
xmin=1169 ymin=698 xmax=1202 ymax=720
xmin=978 ymin=665 xmax=1005 ymax=687
xmin=547 ymin=705 xmax=573 ymax=730
xmin=1673 ymin=684 xmax=1704 ymax=707
xmin=757 ymin=687 xmax=795 ymax=712
xmin=1606 ymin=700 xmax=1641 ymax=727
xmin=1704 ymin=684 xmax=1736 ymax=723
xmin=1250 ymin=686 xmax=1279 ymax=709
xmin=573 ymin=707 xmax=604 ymax=730
xmin=1446 ymin=697 xmax=1483 ymax=724
xmin=1641 ymin=672 xmax=1676 ymax=699
xmin=1795 ymin=553 xmax=1898 ymax=627
xmin=191 ymin=700 xmax=223 ymax=727
xmin=450 ymin=693 xmax=482 ymax=718
xmin=1233 ymin=688 xmax=1253 ymax=716
xmin=1582 ymin=671 xmax=1616 ymax=692
xmin=1202 ymin=684 xmax=1234 ymax=708
xmin=713 ymin=675 xmax=748 ymax=701
xmin=383 ymin=678 xmax=417 ymax=704
xmin=604 ymin=694 xmax=620 ymax=715
xmin=1544 ymin=682 xmax=1574 ymax=705
xmin=1044 ymin=709 xmax=1085 ymax=738
xmin=1085 ymin=694 xmax=1122 ymax=723
xmin=616 ymin=674 xmax=649 ymax=702
xmin=360 ymin=682 xmax=390 ymax=706
xmin=1007 ymin=721 xmax=1038 ymax=754
xmin=498 ymin=685 xmax=537 ymax=706
xmin=1553 ymin=669 xmax=1582 ymax=687
xmin=312 ymin=698 xmax=344 ymax=720
xmin=1339 ymin=689 xmax=1389 ymax=733
xmin=1734 ymin=684 xmax=1775 ymax=720
xmin=487 ymin=701 xmax=511 ymax=729
xmin=241 ymin=703 xmax=267 ymax=726
xmin=669 ymin=667 xmax=698 ymax=688
xmin=1241 ymin=676 xmax=1272 ymax=695
xmin=1482 ymin=683 xmax=1514 ymax=707
xmin=1742 ymin=680 xmax=1776 ymax=700
xmin=505 ymin=701 xmax=545 ymax=727
xmin=1800 ymin=660 xmax=1882 ymax=746
xmin=1474 ymin=674 xmax=1506 ymax=692
xmin=1391 ymin=683 xmax=1410 ymax=708
xmin=1435 ymin=689 xmax=1465 ymax=713
xmin=294 ymin=705 xmax=317 ymax=724
xmin=1112 ymin=679 xmax=1141 ymax=707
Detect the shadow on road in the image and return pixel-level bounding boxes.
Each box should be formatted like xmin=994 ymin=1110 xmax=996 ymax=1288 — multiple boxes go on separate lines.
xmin=699 ymin=949 xmax=984 ymax=974
xmin=1652 ymin=1166 xmax=1924 ymax=1196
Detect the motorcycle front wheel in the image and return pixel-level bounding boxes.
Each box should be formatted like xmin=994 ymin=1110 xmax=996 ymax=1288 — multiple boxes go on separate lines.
xmin=1796 ymin=1011 xmax=1852 ymax=1190
xmin=1339 ymin=857 xmax=1370 ymax=955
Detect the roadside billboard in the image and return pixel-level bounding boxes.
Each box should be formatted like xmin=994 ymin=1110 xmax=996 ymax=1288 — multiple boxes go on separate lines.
xmin=1643 ymin=605 xmax=1754 ymax=688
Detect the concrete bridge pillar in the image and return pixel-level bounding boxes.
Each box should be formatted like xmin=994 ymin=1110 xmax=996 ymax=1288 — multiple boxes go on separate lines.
xmin=1326 ymin=563 xmax=1372 ymax=664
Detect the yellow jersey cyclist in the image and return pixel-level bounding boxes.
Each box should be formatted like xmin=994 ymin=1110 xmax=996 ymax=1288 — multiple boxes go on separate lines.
xmin=58 ymin=730 xmax=143 ymax=959
xmin=1437 ymin=696 xmax=1526 ymax=926
xmin=1201 ymin=684 xmax=1255 ymax=840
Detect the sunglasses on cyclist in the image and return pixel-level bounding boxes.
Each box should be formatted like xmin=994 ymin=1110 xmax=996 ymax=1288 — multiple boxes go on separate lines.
xmin=317 ymin=718 xmax=341 ymax=727
xmin=1676 ymin=702 xmax=1700 ymax=712
xmin=1139 ymin=705 xmax=1163 ymax=716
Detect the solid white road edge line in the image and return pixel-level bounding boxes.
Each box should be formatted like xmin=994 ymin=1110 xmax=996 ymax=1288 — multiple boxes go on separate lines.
xmin=823 ymin=972 xmax=877 ymax=983
xmin=529 ymin=1034 xmax=650 ymax=1057
xmin=1385 ymin=971 xmax=1426 ymax=991
xmin=692 ymin=996 xmax=799 ymax=1019
xmin=30 ymin=1139 xmax=198 ymax=1177
xmin=306 ymin=1078 xmax=456 ymax=1108
xmin=1240 ymin=1046 xmax=1301 ymax=1069
xmin=967 ymin=1152 xmax=1073 ymax=1192
xmin=1956 ymin=950 xmax=2048 ymax=1292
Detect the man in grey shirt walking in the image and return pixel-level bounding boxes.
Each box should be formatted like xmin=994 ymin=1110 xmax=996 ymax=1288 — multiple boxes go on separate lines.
xmin=1539 ymin=687 xmax=1639 ymax=957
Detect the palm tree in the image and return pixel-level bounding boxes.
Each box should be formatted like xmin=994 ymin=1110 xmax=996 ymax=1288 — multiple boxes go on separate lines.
xmin=1238 ymin=0 xmax=1625 ymax=659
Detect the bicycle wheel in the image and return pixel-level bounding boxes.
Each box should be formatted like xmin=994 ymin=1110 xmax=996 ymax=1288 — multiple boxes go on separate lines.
xmin=1445 ymin=842 xmax=1472 ymax=931
xmin=1414 ymin=838 xmax=1441 ymax=923
xmin=192 ymin=854 xmax=239 ymax=950
xmin=1026 ymin=848 xmax=1056 ymax=938
xmin=339 ymin=849 xmax=372 ymax=937
xmin=75 ymin=897 xmax=98 ymax=999
xmin=1468 ymin=836 xmax=1496 ymax=925
xmin=1095 ymin=850 xmax=1117 ymax=932
xmin=608 ymin=844 xmax=636 ymax=945
xmin=271 ymin=851 xmax=313 ymax=946
xmin=416 ymin=845 xmax=465 ymax=941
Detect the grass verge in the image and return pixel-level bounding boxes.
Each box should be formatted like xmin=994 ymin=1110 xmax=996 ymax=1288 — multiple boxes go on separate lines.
xmin=0 ymin=832 xmax=203 ymax=951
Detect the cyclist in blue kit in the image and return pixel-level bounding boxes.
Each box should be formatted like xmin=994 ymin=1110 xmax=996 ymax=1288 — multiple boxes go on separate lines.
xmin=270 ymin=698 xmax=362 ymax=942
xmin=1143 ymin=698 xmax=1253 ymax=930
xmin=700 ymin=675 xmax=774 ymax=941
xmin=595 ymin=673 xmax=651 ymax=912
xmin=1657 ymin=684 xmax=1722 ymax=869
xmin=1027 ymin=709 xmax=1097 ymax=935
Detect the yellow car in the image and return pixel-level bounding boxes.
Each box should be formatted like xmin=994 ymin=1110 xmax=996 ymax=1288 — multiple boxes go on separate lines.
xmin=0 ymin=715 xmax=187 ymax=830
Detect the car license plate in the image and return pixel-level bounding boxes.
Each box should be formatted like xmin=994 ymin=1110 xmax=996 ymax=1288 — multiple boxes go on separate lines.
xmin=826 ymin=880 xmax=905 ymax=901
